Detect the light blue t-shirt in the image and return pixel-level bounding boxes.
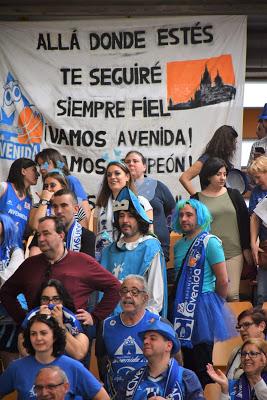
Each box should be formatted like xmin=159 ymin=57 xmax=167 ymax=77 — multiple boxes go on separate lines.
xmin=174 ymin=235 xmax=225 ymax=292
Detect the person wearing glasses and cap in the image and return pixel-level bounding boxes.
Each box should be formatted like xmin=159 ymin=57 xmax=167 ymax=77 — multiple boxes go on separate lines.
xmin=100 ymin=186 xmax=168 ymax=317
xmin=34 ymin=366 xmax=70 ymax=400
xmin=226 ymin=307 xmax=267 ymax=381
xmin=120 ymin=319 xmax=204 ymax=400
xmin=96 ymin=275 xmax=163 ymax=399
xmin=207 ymin=338 xmax=267 ymax=400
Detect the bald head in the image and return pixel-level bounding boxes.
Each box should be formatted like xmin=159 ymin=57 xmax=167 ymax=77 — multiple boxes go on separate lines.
xmin=34 ymin=367 xmax=69 ymax=400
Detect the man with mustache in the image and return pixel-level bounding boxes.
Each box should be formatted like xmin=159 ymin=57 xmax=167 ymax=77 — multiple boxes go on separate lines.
xmin=96 ymin=275 xmax=162 ymax=399
xmin=100 ymin=187 xmax=168 ymax=317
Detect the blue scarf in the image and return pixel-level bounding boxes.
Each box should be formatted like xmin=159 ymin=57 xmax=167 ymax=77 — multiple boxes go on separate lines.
xmin=21 ymin=306 xmax=82 ymax=335
xmin=172 ymin=231 xmax=208 ymax=348
xmin=229 ymin=372 xmax=267 ymax=399
xmin=66 ymin=220 xmax=82 ymax=252
xmin=125 ymin=358 xmax=184 ymax=400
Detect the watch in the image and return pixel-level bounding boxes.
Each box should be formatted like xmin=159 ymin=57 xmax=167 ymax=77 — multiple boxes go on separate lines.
xmin=39 ymin=199 xmax=49 ymax=205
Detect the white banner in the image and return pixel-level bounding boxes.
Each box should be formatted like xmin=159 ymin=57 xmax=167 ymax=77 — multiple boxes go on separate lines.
xmin=0 ymin=16 xmax=247 ymax=204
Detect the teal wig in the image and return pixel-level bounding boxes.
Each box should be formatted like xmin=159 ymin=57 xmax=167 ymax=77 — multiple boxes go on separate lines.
xmin=172 ymin=199 xmax=212 ymax=233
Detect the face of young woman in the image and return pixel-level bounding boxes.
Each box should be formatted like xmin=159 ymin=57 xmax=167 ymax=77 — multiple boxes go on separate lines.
xmin=208 ymin=166 xmax=227 ymax=189
xmin=40 ymin=286 xmax=63 ymax=307
xmin=43 ymin=177 xmax=64 ymax=193
xmin=22 ymin=165 xmax=39 ymax=187
xmin=241 ymin=343 xmax=266 ymax=375
xmin=124 ymin=153 xmax=146 ymax=180
xmin=30 ymin=321 xmax=54 ymax=355
xmin=106 ymin=165 xmax=130 ymax=195
xmin=37 ymin=157 xmax=55 ymax=178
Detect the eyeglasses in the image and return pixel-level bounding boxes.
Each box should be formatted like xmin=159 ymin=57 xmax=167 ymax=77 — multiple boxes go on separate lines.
xmin=40 ymin=296 xmax=62 ymax=304
xmin=33 ymin=382 xmax=65 ymax=393
xmin=236 ymin=322 xmax=255 ymax=331
xmin=119 ymin=287 xmax=146 ymax=297
xmin=44 ymin=182 xmax=58 ymax=189
xmin=240 ymin=351 xmax=264 ymax=359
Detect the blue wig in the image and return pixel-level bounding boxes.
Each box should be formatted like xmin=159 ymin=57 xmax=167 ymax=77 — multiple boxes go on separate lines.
xmin=0 ymin=212 xmax=19 ymax=249
xmin=172 ymin=199 xmax=212 ymax=234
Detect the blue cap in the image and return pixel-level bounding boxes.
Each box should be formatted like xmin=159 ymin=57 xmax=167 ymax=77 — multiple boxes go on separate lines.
xmin=113 ymin=186 xmax=152 ymax=224
xmin=258 ymin=103 xmax=267 ymax=120
xmin=138 ymin=319 xmax=180 ymax=354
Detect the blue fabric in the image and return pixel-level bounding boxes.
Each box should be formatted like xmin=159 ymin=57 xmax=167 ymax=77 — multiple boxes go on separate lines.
xmin=0 ymin=354 xmax=102 ymax=399
xmin=174 ymin=236 xmax=225 ymax=293
xmin=188 ymin=292 xmax=237 ymax=344
xmin=249 ymin=185 xmax=267 ymax=240
xmin=67 ymin=175 xmax=87 ymax=202
xmin=229 ymin=372 xmax=267 ymax=399
xmin=173 ymin=234 xmax=236 ymax=345
xmin=124 ymin=359 xmax=184 ymax=400
xmin=100 ymin=237 xmax=168 ymax=317
xmin=103 ymin=310 xmax=159 ymax=398
xmin=66 ymin=220 xmax=82 ymax=251
xmin=0 ymin=183 xmax=32 ymax=248
xmin=173 ymin=231 xmax=208 ymax=348
xmin=21 ymin=306 xmax=83 ymax=335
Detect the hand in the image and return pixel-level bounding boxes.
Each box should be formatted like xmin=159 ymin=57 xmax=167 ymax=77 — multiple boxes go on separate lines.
xmin=251 ymin=242 xmax=263 ymax=266
xmin=76 ymin=309 xmax=94 ymax=326
xmin=50 ymin=304 xmax=64 ymax=327
xmin=37 ymin=189 xmax=54 ymax=202
xmin=206 ymin=363 xmax=228 ymax=394
xmin=39 ymin=305 xmax=52 ymax=315
xmin=243 ymin=249 xmax=255 ymax=267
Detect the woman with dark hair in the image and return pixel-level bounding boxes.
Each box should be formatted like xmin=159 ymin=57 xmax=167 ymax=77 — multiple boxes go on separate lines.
xmin=94 ymin=160 xmax=152 ymax=260
xmin=35 ymin=148 xmax=91 ymax=226
xmin=192 ymin=157 xmax=251 ymax=301
xmin=179 ymin=125 xmax=238 ymax=195
xmin=207 ymin=338 xmax=267 ymax=399
xmin=0 ymin=314 xmax=109 ymax=399
xmin=0 ymin=157 xmax=39 ymax=247
xmin=124 ymin=150 xmax=175 ymax=261
xmin=29 ymin=171 xmax=69 ymax=232
xmin=18 ymin=279 xmax=89 ymax=360
xmin=227 ymin=307 xmax=267 ymax=380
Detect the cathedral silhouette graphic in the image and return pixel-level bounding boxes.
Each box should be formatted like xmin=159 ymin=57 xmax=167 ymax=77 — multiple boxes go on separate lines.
xmin=168 ymin=64 xmax=236 ymax=111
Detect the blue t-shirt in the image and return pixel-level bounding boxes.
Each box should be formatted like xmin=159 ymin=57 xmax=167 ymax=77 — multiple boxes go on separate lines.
xmin=0 ymin=354 xmax=102 ymax=399
xmin=0 ymin=182 xmax=32 ymax=248
xmin=174 ymin=235 xmax=225 ymax=292
xmin=103 ymin=310 xmax=159 ymax=395
xmin=67 ymin=175 xmax=88 ymax=203
xmin=249 ymin=185 xmax=267 ymax=241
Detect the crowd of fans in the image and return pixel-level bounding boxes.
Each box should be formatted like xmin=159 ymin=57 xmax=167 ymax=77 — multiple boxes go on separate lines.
xmin=1 ymin=121 xmax=267 ymax=399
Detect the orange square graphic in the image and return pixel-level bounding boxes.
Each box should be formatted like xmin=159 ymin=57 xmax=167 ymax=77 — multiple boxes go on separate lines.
xmin=167 ymin=54 xmax=235 ymax=105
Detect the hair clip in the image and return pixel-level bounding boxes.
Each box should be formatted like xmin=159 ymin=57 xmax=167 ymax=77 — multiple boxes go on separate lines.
xmin=102 ymin=149 xmax=123 ymax=164
xmin=56 ymin=160 xmax=65 ymax=170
